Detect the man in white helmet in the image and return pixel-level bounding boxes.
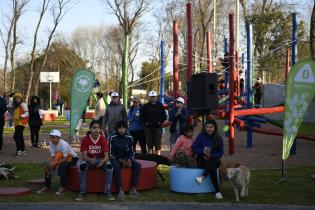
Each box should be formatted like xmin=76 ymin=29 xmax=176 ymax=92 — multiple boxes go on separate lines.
xmin=140 ymin=91 xmax=167 ymax=155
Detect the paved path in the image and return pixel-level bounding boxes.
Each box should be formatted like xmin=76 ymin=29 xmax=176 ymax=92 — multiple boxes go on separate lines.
xmin=1 ymin=203 xmax=315 ymax=210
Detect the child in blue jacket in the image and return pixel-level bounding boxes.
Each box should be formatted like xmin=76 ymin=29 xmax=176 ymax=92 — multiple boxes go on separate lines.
xmin=192 ymin=119 xmax=224 ymax=199
xmin=110 ymin=120 xmax=141 ymax=200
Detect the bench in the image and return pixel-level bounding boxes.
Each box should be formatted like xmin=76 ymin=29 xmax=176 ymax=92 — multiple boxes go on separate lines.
xmin=170 ymin=166 xmax=219 ymax=193
xmin=67 ymin=160 xmax=157 ymax=193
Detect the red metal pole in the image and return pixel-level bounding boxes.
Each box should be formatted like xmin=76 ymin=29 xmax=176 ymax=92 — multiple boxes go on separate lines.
xmin=173 ymin=20 xmax=179 ymax=98
xmin=228 ymin=14 xmax=235 ymax=155
xmin=186 ymin=3 xmax=193 ymax=81
xmin=251 ymin=127 xmax=315 ymax=142
xmin=206 ymin=32 xmax=212 ymax=73
xmin=285 ymin=48 xmax=291 ymax=83
xmin=234 ymin=106 xmax=284 ymax=116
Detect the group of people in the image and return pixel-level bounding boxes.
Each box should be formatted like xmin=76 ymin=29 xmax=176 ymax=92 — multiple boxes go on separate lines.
xmin=94 ymin=90 xmax=167 ymax=156
xmin=0 ymin=92 xmax=44 ymax=155
xmin=92 ymin=89 xmax=224 ymax=200
xmin=37 ymin=119 xmax=141 ymax=201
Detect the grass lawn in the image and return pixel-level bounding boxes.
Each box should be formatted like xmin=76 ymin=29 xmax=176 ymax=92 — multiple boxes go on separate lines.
xmin=0 ymin=164 xmax=314 ymax=205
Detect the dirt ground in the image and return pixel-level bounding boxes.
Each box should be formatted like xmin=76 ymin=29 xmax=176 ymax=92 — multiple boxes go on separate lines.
xmin=1 ymin=120 xmax=315 ymax=170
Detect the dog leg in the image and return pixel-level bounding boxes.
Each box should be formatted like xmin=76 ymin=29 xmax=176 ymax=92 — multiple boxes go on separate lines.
xmin=233 ymin=187 xmax=239 ymax=202
xmin=240 ymin=184 xmax=246 ymax=198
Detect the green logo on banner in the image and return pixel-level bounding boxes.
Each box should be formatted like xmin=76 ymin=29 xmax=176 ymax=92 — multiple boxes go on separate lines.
xmin=70 ymin=69 xmax=95 ymax=135
xmin=282 ymin=59 xmax=315 ymax=160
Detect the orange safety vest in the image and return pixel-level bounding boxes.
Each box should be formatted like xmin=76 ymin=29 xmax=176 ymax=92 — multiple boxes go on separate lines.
xmin=14 ymin=105 xmax=28 ymax=126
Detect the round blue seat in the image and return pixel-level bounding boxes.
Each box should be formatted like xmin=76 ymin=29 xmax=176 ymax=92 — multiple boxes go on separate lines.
xmin=170 ymin=166 xmax=218 ymax=193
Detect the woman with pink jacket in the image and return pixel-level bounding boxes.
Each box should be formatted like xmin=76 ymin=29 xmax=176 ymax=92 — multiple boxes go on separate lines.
xmin=169 ymin=126 xmax=196 ymax=168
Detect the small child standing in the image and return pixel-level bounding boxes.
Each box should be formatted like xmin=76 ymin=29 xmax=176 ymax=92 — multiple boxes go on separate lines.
xmin=169 ymin=126 xmax=196 ymax=168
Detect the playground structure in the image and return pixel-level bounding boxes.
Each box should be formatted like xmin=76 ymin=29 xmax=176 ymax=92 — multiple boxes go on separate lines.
xmin=169 ymin=3 xmax=315 ymax=156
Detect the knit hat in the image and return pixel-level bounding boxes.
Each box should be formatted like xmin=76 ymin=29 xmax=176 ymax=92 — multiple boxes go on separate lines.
xmin=13 ymin=92 xmax=23 ymax=100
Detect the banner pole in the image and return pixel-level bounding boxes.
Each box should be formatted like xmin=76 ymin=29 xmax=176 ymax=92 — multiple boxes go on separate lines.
xmin=276 ymin=159 xmax=287 ymax=184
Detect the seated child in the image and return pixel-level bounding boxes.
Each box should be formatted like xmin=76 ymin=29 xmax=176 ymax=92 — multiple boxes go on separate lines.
xmin=75 ymin=120 xmax=114 ymax=201
xmin=169 ymin=125 xmax=196 ymax=168
xmin=37 ymin=129 xmax=78 ymax=194
xmin=110 ymin=120 xmax=141 ymax=200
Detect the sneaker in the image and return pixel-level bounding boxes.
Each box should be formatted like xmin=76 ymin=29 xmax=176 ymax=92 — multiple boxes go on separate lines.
xmin=215 ymin=192 xmax=223 ymax=199
xmin=16 ymin=151 xmax=22 ymax=156
xmin=104 ymin=191 xmax=115 ymax=201
xmin=20 ymin=151 xmax=26 ymax=156
xmin=129 ymin=189 xmax=140 ymax=197
xmin=117 ymin=190 xmax=125 ymax=200
xmin=75 ymin=193 xmax=85 ymax=201
xmin=195 ymin=176 xmax=204 ymax=185
xmin=55 ymin=187 xmax=67 ymax=195
xmin=37 ymin=187 xmax=49 ymax=194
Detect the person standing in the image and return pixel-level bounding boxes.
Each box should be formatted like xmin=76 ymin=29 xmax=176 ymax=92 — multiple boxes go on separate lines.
xmin=128 ymin=96 xmax=146 ymax=154
xmin=6 ymin=92 xmax=14 ymax=128
xmin=253 ymin=77 xmax=263 ymax=107
xmin=13 ymin=92 xmax=29 ymax=156
xmin=75 ymin=120 xmax=114 ymax=201
xmin=168 ymin=97 xmax=189 ymax=151
xmin=102 ymin=92 xmax=127 ymax=137
xmin=192 ymin=119 xmax=224 ymax=200
xmin=28 ymin=96 xmax=43 ymax=148
xmin=110 ymin=121 xmax=141 ymax=200
xmin=0 ymin=92 xmax=7 ymax=152
xmin=95 ymin=92 xmax=106 ymax=125
xmin=140 ymin=90 xmax=167 ymax=155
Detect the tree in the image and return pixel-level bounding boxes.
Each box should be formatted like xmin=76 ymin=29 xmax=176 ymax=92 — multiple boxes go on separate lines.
xmin=311 ymin=0 xmax=315 ymax=59
xmin=25 ymin=0 xmax=50 ymax=103
xmin=32 ymin=0 xmax=76 ymax=98
xmin=103 ymin=0 xmax=152 ymax=109
xmin=14 ymin=41 xmax=86 ymax=106
xmin=139 ymin=60 xmax=160 ymax=92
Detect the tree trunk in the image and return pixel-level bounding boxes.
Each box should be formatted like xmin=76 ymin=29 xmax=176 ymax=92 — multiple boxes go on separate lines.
xmin=122 ymin=33 xmax=130 ymax=109
xmin=311 ymin=0 xmax=315 ymax=60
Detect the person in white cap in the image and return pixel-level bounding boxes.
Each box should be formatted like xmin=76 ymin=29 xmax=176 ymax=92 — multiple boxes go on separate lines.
xmin=37 ymin=129 xmax=78 ymax=195
xmin=253 ymin=77 xmax=263 ymax=107
xmin=168 ymin=97 xmax=189 ymax=150
xmin=140 ymin=90 xmax=167 ymax=155
xmin=102 ymin=91 xmax=127 ymax=137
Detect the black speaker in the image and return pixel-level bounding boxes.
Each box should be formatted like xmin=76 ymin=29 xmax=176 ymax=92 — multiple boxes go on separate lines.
xmin=187 ymin=73 xmax=218 ymax=114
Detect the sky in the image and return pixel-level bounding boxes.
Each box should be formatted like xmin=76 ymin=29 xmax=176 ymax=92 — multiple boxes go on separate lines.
xmin=0 ymin=0 xmax=164 ymax=74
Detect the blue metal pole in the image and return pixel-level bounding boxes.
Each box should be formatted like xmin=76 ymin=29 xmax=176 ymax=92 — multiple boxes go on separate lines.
xmin=246 ymin=23 xmax=253 ymax=148
xmin=160 ymin=40 xmax=165 ymax=104
xmin=291 ymin=13 xmax=298 ymax=155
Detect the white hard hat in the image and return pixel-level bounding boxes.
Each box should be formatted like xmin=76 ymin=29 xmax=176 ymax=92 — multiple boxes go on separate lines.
xmin=148 ymin=91 xmax=157 ymax=97
xmin=110 ymin=92 xmax=119 ymax=97
xmin=49 ymin=129 xmax=61 ymax=137
xmin=176 ymin=97 xmax=185 ymax=104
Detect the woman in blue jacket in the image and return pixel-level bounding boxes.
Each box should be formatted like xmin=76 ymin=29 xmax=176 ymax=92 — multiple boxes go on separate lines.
xmin=192 ymin=119 xmax=224 ymax=199
xmin=128 ymin=97 xmax=146 ymax=154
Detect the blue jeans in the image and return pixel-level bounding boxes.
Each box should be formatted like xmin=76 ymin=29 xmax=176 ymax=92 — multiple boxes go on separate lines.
xmin=78 ymin=159 xmax=113 ymax=194
xmin=111 ymin=159 xmax=141 ymax=190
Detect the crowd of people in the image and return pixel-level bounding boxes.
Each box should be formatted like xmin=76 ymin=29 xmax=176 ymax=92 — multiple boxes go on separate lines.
xmin=0 ymin=89 xmax=225 ymax=200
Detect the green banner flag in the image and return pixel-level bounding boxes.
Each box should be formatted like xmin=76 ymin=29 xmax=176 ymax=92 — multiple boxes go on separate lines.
xmin=282 ymin=59 xmax=315 ymax=160
xmin=70 ymin=69 xmax=95 ymax=135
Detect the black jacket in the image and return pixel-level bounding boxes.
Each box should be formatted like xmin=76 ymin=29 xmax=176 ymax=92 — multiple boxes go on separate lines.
xmin=109 ymin=133 xmax=134 ymax=160
xmin=140 ymin=102 xmax=167 ymax=128
xmin=0 ymin=96 xmax=7 ymax=121
xmin=28 ymin=105 xmax=42 ymax=126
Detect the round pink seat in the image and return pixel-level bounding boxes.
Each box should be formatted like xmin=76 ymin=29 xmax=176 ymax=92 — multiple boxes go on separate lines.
xmin=67 ymin=159 xmax=157 ymax=193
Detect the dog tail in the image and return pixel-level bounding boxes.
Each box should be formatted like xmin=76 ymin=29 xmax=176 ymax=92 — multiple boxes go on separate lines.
xmin=9 ymin=167 xmax=15 ymax=172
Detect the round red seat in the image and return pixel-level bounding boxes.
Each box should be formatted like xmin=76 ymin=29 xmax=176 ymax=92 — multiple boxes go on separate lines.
xmin=67 ymin=159 xmax=157 ymax=193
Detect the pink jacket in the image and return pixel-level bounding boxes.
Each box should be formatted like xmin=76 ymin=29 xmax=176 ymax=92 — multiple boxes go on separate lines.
xmin=169 ymin=135 xmax=194 ymax=160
